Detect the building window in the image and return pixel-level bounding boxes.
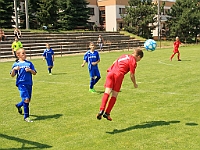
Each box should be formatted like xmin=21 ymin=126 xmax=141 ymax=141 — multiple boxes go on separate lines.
xmin=89 ymin=7 xmax=94 ymax=15
xmin=119 ymin=8 xmax=126 ymax=14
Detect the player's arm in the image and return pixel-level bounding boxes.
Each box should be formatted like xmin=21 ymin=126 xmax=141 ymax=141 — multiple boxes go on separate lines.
xmin=92 ymin=59 xmax=100 ymax=65
xmin=52 ymin=54 xmax=54 ymax=61
xmin=25 ymin=68 xmax=36 ymax=75
xmin=130 ymin=73 xmax=138 ymax=88
xmin=81 ymin=60 xmax=87 ymax=67
xmin=20 ymin=42 xmax=23 ymax=48
xmin=10 ymin=66 xmax=20 ymax=77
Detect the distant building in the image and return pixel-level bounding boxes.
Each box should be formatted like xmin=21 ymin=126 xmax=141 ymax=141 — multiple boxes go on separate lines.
xmin=87 ymin=0 xmax=176 ymax=38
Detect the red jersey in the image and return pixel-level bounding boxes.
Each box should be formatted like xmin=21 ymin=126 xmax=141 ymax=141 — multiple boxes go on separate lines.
xmin=174 ymin=40 xmax=181 ymax=50
xmin=107 ymin=54 xmax=137 ymax=75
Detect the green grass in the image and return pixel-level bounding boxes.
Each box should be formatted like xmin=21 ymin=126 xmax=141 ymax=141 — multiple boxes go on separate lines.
xmin=1 ymin=45 xmax=200 ymax=150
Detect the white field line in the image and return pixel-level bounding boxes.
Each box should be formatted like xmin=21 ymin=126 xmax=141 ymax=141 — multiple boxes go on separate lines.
xmin=3 ymin=77 xmax=198 ymax=96
xmin=158 ymin=60 xmax=174 ymax=66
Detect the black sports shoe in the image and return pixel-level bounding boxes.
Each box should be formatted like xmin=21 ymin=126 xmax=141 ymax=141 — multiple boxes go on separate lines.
xmin=96 ymin=110 xmax=104 ymax=120
xmin=15 ymin=104 xmax=22 ymax=115
xmin=103 ymin=113 xmax=112 ymax=121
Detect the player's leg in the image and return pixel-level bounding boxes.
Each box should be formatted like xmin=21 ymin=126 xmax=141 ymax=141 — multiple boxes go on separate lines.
xmin=97 ymin=72 xmax=113 ymax=120
xmin=89 ymin=70 xmax=96 ymax=92
xmin=170 ymin=52 xmax=175 ymax=61
xmin=177 ymin=52 xmax=181 ymax=61
xmin=47 ymin=60 xmax=53 ymax=74
xmin=103 ymin=90 xmax=118 ymax=121
xmin=19 ymin=84 xmax=33 ymax=122
xmin=93 ymin=69 xmax=101 ymax=85
xmin=103 ymin=74 xmax=123 ymax=121
xmin=97 ymin=87 xmax=112 ymax=120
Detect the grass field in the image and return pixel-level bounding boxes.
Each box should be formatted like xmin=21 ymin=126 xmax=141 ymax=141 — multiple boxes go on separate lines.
xmin=1 ymin=45 xmax=200 ymax=150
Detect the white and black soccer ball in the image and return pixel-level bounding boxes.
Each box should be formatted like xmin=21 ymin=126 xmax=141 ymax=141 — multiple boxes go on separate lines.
xmin=144 ymin=39 xmax=157 ymax=51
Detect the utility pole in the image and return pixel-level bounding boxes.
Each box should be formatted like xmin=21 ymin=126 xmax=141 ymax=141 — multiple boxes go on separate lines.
xmin=157 ymin=0 xmax=161 ymax=48
xmin=25 ymin=0 xmax=29 ymax=29
xmin=14 ymin=0 xmax=18 ymax=28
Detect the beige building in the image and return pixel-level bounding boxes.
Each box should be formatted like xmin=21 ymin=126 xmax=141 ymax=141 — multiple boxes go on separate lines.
xmin=87 ymin=0 xmax=176 ymax=37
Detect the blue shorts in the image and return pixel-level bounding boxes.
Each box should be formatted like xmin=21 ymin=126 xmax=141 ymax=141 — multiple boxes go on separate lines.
xmin=18 ymin=84 xmax=32 ymax=101
xmin=89 ymin=68 xmax=100 ymax=78
xmin=46 ymin=59 xmax=53 ymax=66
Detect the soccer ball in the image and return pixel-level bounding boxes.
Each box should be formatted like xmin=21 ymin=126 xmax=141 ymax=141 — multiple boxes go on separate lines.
xmin=144 ymin=39 xmax=157 ymax=51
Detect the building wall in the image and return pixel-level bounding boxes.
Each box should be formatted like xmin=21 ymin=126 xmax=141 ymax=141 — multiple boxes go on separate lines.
xmin=87 ymin=0 xmax=97 ymax=5
xmin=105 ymin=5 xmax=117 ymax=31
xmin=88 ymin=0 xmax=176 ymax=33
xmin=88 ymin=4 xmax=99 ymax=25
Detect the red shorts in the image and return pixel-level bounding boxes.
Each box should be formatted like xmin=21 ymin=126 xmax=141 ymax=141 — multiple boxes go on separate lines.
xmin=173 ymin=49 xmax=179 ymax=53
xmin=104 ymin=72 xmax=124 ymax=92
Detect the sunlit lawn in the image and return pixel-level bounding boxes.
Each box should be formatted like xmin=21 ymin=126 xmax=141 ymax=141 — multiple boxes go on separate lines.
xmin=1 ymin=45 xmax=200 ymax=150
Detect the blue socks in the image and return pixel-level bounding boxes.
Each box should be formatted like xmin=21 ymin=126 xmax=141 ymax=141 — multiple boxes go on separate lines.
xmin=48 ymin=68 xmax=51 ymax=73
xmin=23 ymin=102 xmax=29 ymax=119
xmin=90 ymin=76 xmax=101 ymax=89
xmin=16 ymin=101 xmax=23 ymax=108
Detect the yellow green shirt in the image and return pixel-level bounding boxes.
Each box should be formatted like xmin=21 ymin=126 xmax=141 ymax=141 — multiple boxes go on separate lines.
xmin=11 ymin=41 xmax=23 ymax=51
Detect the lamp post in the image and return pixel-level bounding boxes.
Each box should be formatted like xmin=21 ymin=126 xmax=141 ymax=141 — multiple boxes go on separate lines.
xmin=157 ymin=0 xmax=161 ymax=48
xmin=14 ymin=0 xmax=29 ymax=29
xmin=25 ymin=0 xmax=29 ymax=29
xmin=14 ymin=0 xmax=18 ymax=28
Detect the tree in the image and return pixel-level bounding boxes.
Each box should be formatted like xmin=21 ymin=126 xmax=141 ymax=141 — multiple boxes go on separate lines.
xmin=122 ymin=0 xmax=157 ymax=39
xmin=166 ymin=0 xmax=200 ymax=43
xmin=58 ymin=0 xmax=90 ymax=30
xmin=36 ymin=0 xmax=59 ymax=29
xmin=0 ymin=0 xmax=14 ymax=28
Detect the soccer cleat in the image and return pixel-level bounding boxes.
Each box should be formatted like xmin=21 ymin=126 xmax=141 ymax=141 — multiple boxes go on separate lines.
xmin=89 ymin=88 xmax=96 ymax=93
xmin=103 ymin=113 xmax=112 ymax=121
xmin=178 ymin=59 xmax=181 ymax=61
xmin=49 ymin=73 xmax=52 ymax=75
xmin=15 ymin=104 xmax=22 ymax=115
xmin=97 ymin=110 xmax=104 ymax=120
xmin=24 ymin=117 xmax=33 ymax=122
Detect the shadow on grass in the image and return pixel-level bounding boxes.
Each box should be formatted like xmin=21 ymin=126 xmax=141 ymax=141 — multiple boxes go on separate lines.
xmin=0 ymin=133 xmax=52 ymax=149
xmin=185 ymin=122 xmax=198 ymax=126
xmin=106 ymin=120 xmax=180 ymax=134
xmin=30 ymin=114 xmax=63 ymax=121
xmin=96 ymin=90 xmax=122 ymax=95
xmin=50 ymin=72 xmax=68 ymax=75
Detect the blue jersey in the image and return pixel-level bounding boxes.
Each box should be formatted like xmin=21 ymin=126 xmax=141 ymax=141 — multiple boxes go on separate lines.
xmin=83 ymin=50 xmax=100 ymax=71
xmin=11 ymin=60 xmax=36 ymax=86
xmin=43 ymin=48 xmax=54 ymax=61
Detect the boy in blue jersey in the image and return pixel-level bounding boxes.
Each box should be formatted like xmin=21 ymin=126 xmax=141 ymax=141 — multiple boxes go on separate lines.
xmin=10 ymin=48 xmax=37 ymax=122
xmin=43 ymin=43 xmax=54 ymax=75
xmin=81 ymin=42 xmax=101 ymax=93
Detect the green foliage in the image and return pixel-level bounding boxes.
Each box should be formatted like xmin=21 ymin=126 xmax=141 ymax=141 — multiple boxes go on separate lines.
xmin=1 ymin=45 xmax=200 ymax=149
xmin=58 ymin=0 xmax=90 ymax=30
xmin=36 ymin=0 xmax=59 ymax=29
xmin=122 ymin=0 xmax=157 ymax=39
xmin=0 ymin=0 xmax=14 ymax=28
xmin=166 ymin=0 xmax=200 ymax=43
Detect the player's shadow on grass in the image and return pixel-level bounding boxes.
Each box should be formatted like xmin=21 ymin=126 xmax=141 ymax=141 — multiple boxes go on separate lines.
xmin=185 ymin=122 xmax=198 ymax=126
xmin=51 ymin=72 xmax=68 ymax=75
xmin=30 ymin=114 xmax=63 ymax=121
xmin=96 ymin=90 xmax=122 ymax=94
xmin=0 ymin=133 xmax=52 ymax=149
xmin=106 ymin=120 xmax=180 ymax=134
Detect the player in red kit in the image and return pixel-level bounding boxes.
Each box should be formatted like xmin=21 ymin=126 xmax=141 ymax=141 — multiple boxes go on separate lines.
xmin=170 ymin=37 xmax=181 ymax=61
xmin=96 ymin=48 xmax=144 ymax=121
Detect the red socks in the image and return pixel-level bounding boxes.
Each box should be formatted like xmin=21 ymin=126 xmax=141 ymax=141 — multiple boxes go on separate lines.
xmin=105 ymin=97 xmax=116 ymax=114
xmin=100 ymin=93 xmax=109 ymax=111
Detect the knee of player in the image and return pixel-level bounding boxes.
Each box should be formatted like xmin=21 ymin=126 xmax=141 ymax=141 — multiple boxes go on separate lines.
xmin=24 ymin=99 xmax=30 ymax=103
